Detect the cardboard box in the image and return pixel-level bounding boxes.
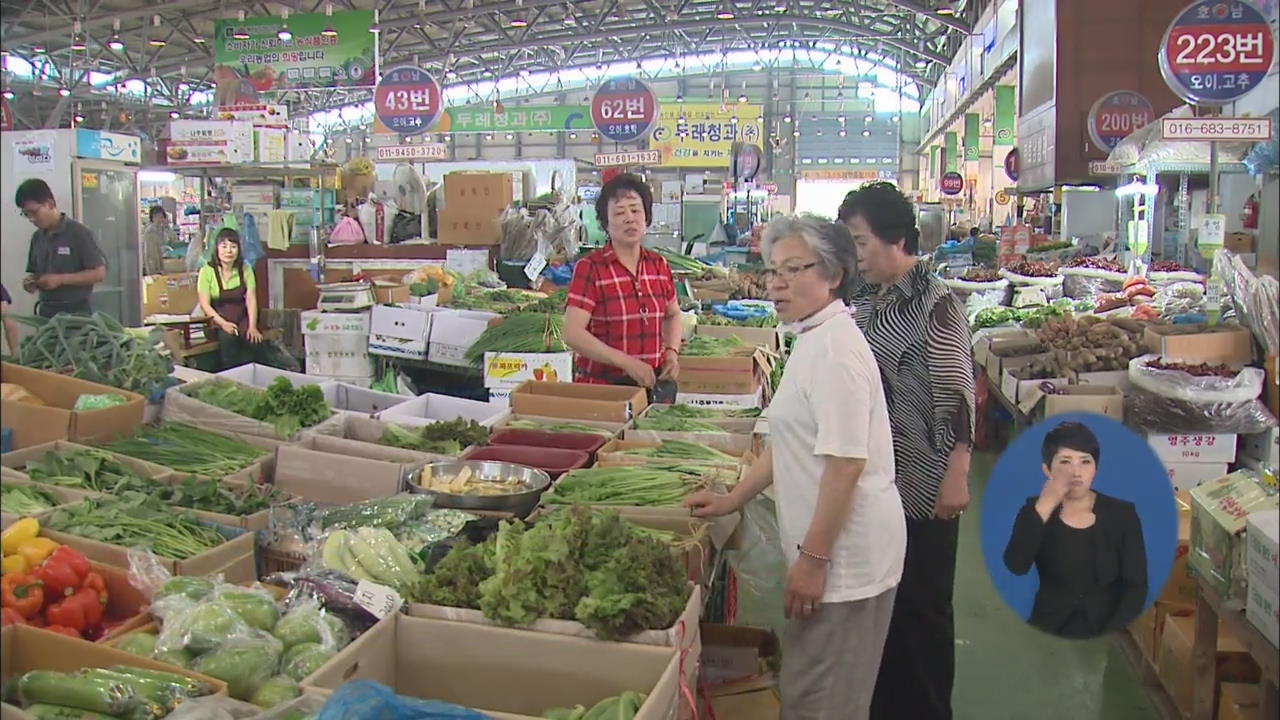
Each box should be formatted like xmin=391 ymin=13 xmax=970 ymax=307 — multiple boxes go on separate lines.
xmin=305 ymin=333 xmax=373 ymax=380
xmin=438 ymin=206 xmax=503 ymax=246
xmin=1158 ymin=614 xmax=1262 ymax=716
xmin=509 ymin=381 xmax=648 ymax=423
xmin=1240 ymin=428 xmax=1279 ymax=468
xmin=680 ymin=354 xmax=762 ymax=395
xmin=483 ymin=352 xmax=575 ymax=388
xmin=368 ymin=304 xmax=437 ymax=361
xmin=162 ymin=377 xmax=346 ymax=441
xmin=325 ymin=382 xmax=410 ymax=416
xmin=1166 ymin=461 xmax=1229 ymax=492
xmin=298 ymin=415 xmax=448 ymax=464
xmin=0 ymin=474 xmax=86 ymax=528
xmin=1189 ymin=471 xmax=1279 ymax=601
xmin=271 ymin=443 xmax=409 ymax=505
xmin=427 ymin=309 xmax=502 ymax=366
xmin=42 ymin=521 xmax=256 ymax=584
xmin=1224 ymin=232 xmax=1255 ymax=255
xmin=142 ymin=272 xmax=200 ymax=317
xmin=255 ymin=126 xmax=287 ymax=163
xmin=1159 ymin=491 xmax=1197 ymax=607
xmin=0 ymin=363 xmax=145 ymax=450
xmin=301 ymin=310 xmax=371 ymax=336
xmin=1143 ymin=325 xmax=1255 ymax=365
xmin=675 ymin=389 xmax=764 ymax=409
xmin=216 ymin=363 xmax=324 ymax=390
xmin=1245 ymin=508 xmax=1279 ymax=599
xmin=985 ymin=339 xmax=1053 ymax=384
xmin=1040 ymin=385 xmax=1124 ymax=421
xmin=1148 ymin=433 xmax=1238 ymax=464
xmin=1069 ymin=368 xmax=1133 ymax=393
xmin=303 ymin=614 xmax=682 ymax=720
xmin=699 ymin=624 xmax=779 ymax=692
xmin=0 ymin=624 xmax=227 ymax=695
xmin=494 ymin=414 xmax=627 ymax=437
xmin=375 ymin=392 xmax=510 ymax=429
xmin=1002 ymin=371 xmax=1069 ymax=409
xmin=1245 ymin=581 xmax=1279 ymax=648
xmin=371 ymin=281 xmax=412 ymax=306
xmin=694 ymin=325 xmax=780 ymax=353
xmin=443 ymin=171 xmax=515 ymax=210
xmin=972 ymin=329 xmax=1033 ymax=369
xmin=1219 ymin=683 xmax=1262 ymax=720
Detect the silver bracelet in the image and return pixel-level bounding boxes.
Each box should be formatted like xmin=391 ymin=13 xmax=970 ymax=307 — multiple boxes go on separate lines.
xmin=797 ymin=545 xmax=831 ymax=563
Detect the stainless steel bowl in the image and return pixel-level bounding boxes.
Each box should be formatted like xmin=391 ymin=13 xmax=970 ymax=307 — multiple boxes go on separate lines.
xmin=405 ymin=460 xmax=551 ymax=518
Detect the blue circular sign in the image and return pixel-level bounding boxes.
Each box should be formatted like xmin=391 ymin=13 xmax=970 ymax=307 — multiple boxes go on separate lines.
xmin=590 ymin=77 xmax=659 ymax=144
xmin=1158 ymin=0 xmax=1277 ymax=106
xmin=374 ymin=66 xmax=443 ymax=136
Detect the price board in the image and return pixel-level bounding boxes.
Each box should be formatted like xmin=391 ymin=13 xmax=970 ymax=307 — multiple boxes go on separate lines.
xmin=1161 ymin=116 xmax=1272 ymax=141
xmin=1088 ymin=90 xmax=1155 ymax=151
xmin=1159 ymin=0 xmax=1277 ymax=106
xmin=374 ymin=66 xmax=443 ymax=136
xmin=939 ymin=171 xmax=965 ymax=196
xmin=590 ymin=77 xmax=659 ymax=144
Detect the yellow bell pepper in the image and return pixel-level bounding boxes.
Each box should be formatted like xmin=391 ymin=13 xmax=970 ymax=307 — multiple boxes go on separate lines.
xmin=14 ymin=537 xmax=59 ymax=569
xmin=1 ymin=517 xmax=40 ymax=556
xmin=1 ymin=554 xmax=29 ymax=575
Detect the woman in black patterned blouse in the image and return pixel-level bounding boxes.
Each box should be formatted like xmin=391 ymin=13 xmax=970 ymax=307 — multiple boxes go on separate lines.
xmin=840 ymin=183 xmax=976 ymax=720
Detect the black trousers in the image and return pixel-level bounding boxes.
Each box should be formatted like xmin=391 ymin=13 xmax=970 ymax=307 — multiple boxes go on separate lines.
xmin=36 ymin=300 xmax=92 ymax=318
xmin=870 ymin=515 xmax=960 ymax=720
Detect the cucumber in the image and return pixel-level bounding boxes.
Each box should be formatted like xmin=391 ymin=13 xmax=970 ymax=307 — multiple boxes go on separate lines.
xmin=76 ymin=669 xmax=181 ymax=712
xmin=17 ymin=671 xmax=135 ymax=716
xmin=26 ymin=705 xmax=123 ymax=720
xmin=104 ymin=666 xmax=211 ymax=697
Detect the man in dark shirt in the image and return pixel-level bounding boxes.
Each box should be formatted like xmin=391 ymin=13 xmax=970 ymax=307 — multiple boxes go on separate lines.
xmin=15 ymin=178 xmax=106 ymax=318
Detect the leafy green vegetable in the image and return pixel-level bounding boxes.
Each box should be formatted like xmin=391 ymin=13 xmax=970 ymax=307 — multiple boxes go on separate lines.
xmin=23 ymin=448 xmax=153 ymax=494
xmin=188 ymin=377 xmax=331 ymax=438
xmin=43 ymin=495 xmax=229 ymax=560
xmin=632 ymin=416 xmax=724 ymax=433
xmin=972 ymin=306 xmax=1017 ymax=329
xmin=541 ymin=468 xmax=701 ymax=508
xmin=99 ymin=423 xmax=266 ymax=477
xmin=0 ymin=484 xmax=62 ymax=515
xmin=378 ymin=419 xmax=489 ymax=455
xmin=463 ymin=313 xmax=567 ymax=364
xmin=502 ymin=420 xmax=613 ymax=437
xmin=162 ymin=475 xmax=286 ymax=517
xmin=645 ymin=404 xmax=760 ymax=420
xmin=10 ymin=312 xmax=173 ymax=397
xmin=619 ymin=439 xmax=739 ymax=464
xmin=679 ymin=334 xmax=747 ymax=357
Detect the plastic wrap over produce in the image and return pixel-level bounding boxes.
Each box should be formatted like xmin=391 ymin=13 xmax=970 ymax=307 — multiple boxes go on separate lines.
xmin=999 ymin=270 xmax=1064 ymax=300
xmin=318 ymin=680 xmax=491 ymax=720
xmin=725 ymin=495 xmax=787 ymax=637
xmin=1149 ymin=282 xmax=1207 ymax=321
xmin=1105 ymin=105 xmax=1255 ymax=168
xmin=966 ymin=290 xmax=1013 ymax=326
xmin=500 ymin=201 xmax=583 ymax=263
xmin=1215 ymin=250 xmax=1279 ymax=356
xmin=1123 ymin=389 xmax=1277 ymax=434
xmin=1059 ymin=267 xmax=1126 ymax=299
xmin=1128 ymin=355 xmax=1264 ymax=404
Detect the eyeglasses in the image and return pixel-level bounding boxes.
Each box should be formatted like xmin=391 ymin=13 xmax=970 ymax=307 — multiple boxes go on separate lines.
xmin=761 ymin=262 xmax=818 ymax=284
xmin=19 ymin=205 xmax=45 ymax=219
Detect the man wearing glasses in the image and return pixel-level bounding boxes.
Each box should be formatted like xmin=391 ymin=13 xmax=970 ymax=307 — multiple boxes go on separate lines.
xmin=14 ymin=179 xmax=105 ymax=318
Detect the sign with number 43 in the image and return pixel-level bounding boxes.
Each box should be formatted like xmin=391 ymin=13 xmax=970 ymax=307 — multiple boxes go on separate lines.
xmin=355 ymin=580 xmax=403 ymax=619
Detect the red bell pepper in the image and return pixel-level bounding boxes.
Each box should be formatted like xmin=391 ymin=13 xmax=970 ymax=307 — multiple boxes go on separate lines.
xmin=1 ymin=573 xmax=45 ymax=618
xmin=44 ymin=587 xmax=101 ymax=632
xmin=82 ymin=571 xmax=109 ymax=607
xmin=1 ymin=607 xmax=27 ymax=627
xmin=42 ymin=624 xmax=82 ymax=638
xmin=37 ymin=546 xmax=90 ymax=598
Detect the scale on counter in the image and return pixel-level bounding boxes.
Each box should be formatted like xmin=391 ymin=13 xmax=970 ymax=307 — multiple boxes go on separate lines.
xmin=316 ymin=282 xmax=376 ymax=312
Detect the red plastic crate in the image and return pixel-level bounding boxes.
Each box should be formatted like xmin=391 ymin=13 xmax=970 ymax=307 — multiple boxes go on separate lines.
xmin=488 ymin=428 xmax=609 ymax=459
xmin=462 ymin=445 xmax=590 ymax=480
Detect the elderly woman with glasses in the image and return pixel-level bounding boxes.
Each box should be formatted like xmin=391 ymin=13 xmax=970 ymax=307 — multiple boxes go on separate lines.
xmin=686 ymin=215 xmax=905 ymax=720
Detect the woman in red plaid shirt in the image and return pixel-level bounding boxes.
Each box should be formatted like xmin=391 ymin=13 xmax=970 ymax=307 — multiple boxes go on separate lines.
xmin=564 ymin=174 xmax=684 ymax=388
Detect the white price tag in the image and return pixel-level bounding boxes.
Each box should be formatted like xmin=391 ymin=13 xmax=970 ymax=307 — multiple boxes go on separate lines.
xmin=524 ymin=252 xmax=547 ymax=281
xmin=1200 ymin=214 xmax=1226 ymax=247
xmin=354 ymin=580 xmax=402 ymax=619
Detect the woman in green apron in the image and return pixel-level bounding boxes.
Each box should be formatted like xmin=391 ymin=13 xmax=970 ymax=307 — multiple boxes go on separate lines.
xmin=197 ymin=228 xmax=264 ymax=370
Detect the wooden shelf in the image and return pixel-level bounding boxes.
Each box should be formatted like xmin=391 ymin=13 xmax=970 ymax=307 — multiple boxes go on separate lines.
xmin=1117 ymin=627 xmax=1185 ymax=720
xmin=1190 ymin=577 xmax=1279 ymax=720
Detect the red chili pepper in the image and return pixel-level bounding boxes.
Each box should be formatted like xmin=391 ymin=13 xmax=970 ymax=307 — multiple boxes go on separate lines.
xmin=41 ymin=624 xmax=82 ymax=638
xmin=1 ymin=607 xmax=27 ymax=627
xmin=37 ymin=547 xmax=90 ymax=598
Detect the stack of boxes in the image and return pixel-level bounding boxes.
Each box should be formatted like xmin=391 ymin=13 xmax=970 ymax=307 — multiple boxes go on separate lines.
xmin=230 ymin=184 xmax=276 ymax=238
xmin=300 ymin=310 xmax=374 ymax=387
xmin=1245 ymin=508 xmax=1279 ymax=648
xmin=437 ymin=172 xmax=514 ymax=246
xmin=676 ymin=326 xmax=777 ymax=410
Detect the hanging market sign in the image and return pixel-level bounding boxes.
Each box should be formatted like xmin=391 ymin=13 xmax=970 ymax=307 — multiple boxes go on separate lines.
xmin=939 ymin=171 xmax=965 ymax=195
xmin=595 ymin=150 xmax=661 ymax=167
xmin=1087 ymin=90 xmax=1155 ymax=151
xmin=374 ymin=66 xmax=443 ymax=137
xmin=373 ymin=104 xmax=591 ymax=136
xmin=0 ymin=97 xmax=11 ymax=131
xmin=649 ymin=103 xmax=763 ymax=168
xmin=590 ymin=76 xmax=659 ymax=143
xmin=213 ymin=9 xmax=376 ymax=91
xmin=1160 ymin=115 xmax=1272 ymax=141
xmin=994 ymin=85 xmax=1016 ymax=145
xmin=374 ymin=143 xmax=447 ymax=162
xmin=1158 ymin=0 xmax=1276 ymax=105
xmin=963 ymin=114 xmax=980 ymax=162
xmin=1004 ymin=147 xmax=1020 ymax=181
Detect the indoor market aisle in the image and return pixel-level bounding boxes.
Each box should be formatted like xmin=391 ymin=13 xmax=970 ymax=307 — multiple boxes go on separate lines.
xmin=953 ymin=453 xmax=1159 ymax=720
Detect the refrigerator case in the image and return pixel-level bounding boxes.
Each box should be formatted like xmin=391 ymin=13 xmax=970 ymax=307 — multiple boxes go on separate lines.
xmin=1 ymin=129 xmax=142 ymax=325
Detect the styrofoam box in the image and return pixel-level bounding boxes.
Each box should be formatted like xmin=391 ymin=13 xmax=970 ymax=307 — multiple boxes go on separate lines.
xmin=301 ymin=310 xmax=371 ymax=336
xmin=1241 ymin=428 xmax=1279 ymax=468
xmin=489 ymin=389 xmax=512 ymax=406
xmin=1147 ymin=433 xmax=1237 ymax=464
xmin=1246 ymin=581 xmax=1279 ymax=648
xmin=1165 ymin=462 xmax=1230 ymax=492
xmin=676 ymin=389 xmax=764 ymax=410
xmin=305 ymin=333 xmax=372 ymax=379
xmin=426 ymin=309 xmax=500 ymax=367
xmin=368 ymin=304 xmax=437 ymax=361
xmin=376 ymin=392 xmax=510 ymax=428
xmin=216 ymin=363 xmax=322 ymax=389
xmin=1246 ymin=508 xmax=1279 ymax=598
xmin=328 ymin=382 xmax=410 ymax=416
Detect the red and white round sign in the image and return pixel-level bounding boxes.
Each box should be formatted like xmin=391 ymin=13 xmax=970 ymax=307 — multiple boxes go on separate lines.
xmin=1088 ymin=90 xmax=1155 ymax=152
xmin=590 ymin=77 xmax=659 ymax=144
xmin=940 ymin=171 xmax=965 ymax=196
xmin=1159 ymin=0 xmax=1277 ymax=106
xmin=374 ymin=66 xmax=443 ymax=137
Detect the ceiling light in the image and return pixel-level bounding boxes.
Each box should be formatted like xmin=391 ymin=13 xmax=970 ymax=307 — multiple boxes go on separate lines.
xmin=369 ymin=9 xmax=380 ymax=33
xmin=731 ymin=116 xmax=739 ymax=124
xmin=569 ymin=132 xmax=577 ymax=139
xmin=192 ymin=34 xmax=205 ymax=43
xmin=232 ymin=11 xmax=250 ymax=40
xmin=757 ymin=115 xmax=764 ymax=123
xmin=783 ymin=112 xmax=792 ymax=122
xmin=108 ymin=33 xmax=125 ymax=50
xmin=716 ymin=0 xmax=735 ymax=20
xmin=31 ymin=43 xmax=45 ymax=53
xmin=519 ymin=68 xmax=530 ymax=77
xmin=862 ymin=129 xmax=870 ymax=136
xmin=486 ymin=133 xmax=494 ymax=140
xmin=149 ymin=15 xmax=166 ymax=47
xmin=839 ymin=129 xmax=847 ymax=137
xmin=70 ymin=21 xmax=87 ymax=51
xmin=345 ymin=137 xmax=352 ymax=143
xmin=816 ymin=129 xmax=823 ymax=136
xmin=1 ymin=91 xmax=13 ymax=100
xmin=737 ymin=93 xmax=748 ymax=103
xmin=915 ymin=58 xmax=928 ymax=68
xmin=320 ymin=3 xmax=338 ymax=37
xmin=935 ymin=2 xmax=956 ymax=16
xmin=169 ymin=110 xmax=179 ymax=119
xmin=445 ymin=69 xmax=458 ymax=79
xmin=865 ymin=115 xmax=873 ymax=123
xmin=73 ymin=113 xmax=85 ymax=123
xmin=837 ymin=113 xmax=846 ymax=122
xmin=563 ymin=8 xmax=576 ymax=25
xmin=509 ymin=16 xmax=528 ymax=27
xmin=505 ymin=132 xmax=514 ymax=139
xmin=793 ymin=129 xmax=800 ymax=137
xmin=675 ymin=94 xmax=684 ymax=103
xmin=752 ymin=62 xmax=763 ymax=72
xmin=57 ymin=87 xmax=70 ymax=97
xmin=278 ymin=9 xmax=293 ymax=42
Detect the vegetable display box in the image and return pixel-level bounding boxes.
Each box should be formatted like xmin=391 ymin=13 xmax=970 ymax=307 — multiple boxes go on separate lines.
xmin=40 ymin=520 xmax=257 ymax=586
xmin=508 ymin=381 xmax=648 ymax=424
xmin=487 ymin=428 xmax=608 ymax=459
xmin=462 ymin=445 xmax=589 ymax=480
xmin=301 ymin=614 xmax=686 ymax=720
xmin=162 ymin=376 xmax=346 ymax=442
xmin=0 ymin=362 xmax=145 ymax=451
xmin=376 ymin=392 xmax=510 ymax=429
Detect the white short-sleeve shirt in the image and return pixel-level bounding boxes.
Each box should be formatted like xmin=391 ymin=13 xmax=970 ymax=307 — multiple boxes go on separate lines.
xmin=768 ymin=301 xmax=906 ymax=603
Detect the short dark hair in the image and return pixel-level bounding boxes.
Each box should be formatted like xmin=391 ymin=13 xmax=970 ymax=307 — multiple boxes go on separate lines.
xmin=969 ymin=226 xmax=980 ymax=238
xmin=837 ymin=182 xmax=920 ymax=255
xmin=149 ymin=205 xmax=167 ymax=221
xmin=210 ymin=228 xmax=244 ymax=271
xmin=1041 ymin=421 xmax=1101 ymax=467
xmin=15 ymin=179 xmax=55 ymax=208
xmin=595 ymin=173 xmax=653 ymax=233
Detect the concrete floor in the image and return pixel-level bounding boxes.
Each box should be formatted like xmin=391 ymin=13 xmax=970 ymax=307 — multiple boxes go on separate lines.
xmin=953 ymin=452 xmax=1158 ymax=720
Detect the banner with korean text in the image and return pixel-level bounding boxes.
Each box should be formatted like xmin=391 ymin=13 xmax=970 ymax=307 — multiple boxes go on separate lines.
xmin=213 ymin=10 xmax=376 ymax=92
xmin=650 ymin=103 xmax=764 ymax=167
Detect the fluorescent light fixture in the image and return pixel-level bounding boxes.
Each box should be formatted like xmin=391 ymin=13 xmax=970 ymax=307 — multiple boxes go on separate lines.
xmin=369 ymin=9 xmax=380 ymax=33
xmin=322 ymin=3 xmax=338 ymax=37
xmin=57 ymin=86 xmax=70 ymax=96
xmin=232 ymin=11 xmax=250 ymax=40
xmin=935 ymin=3 xmax=956 ymax=16
xmin=717 ymin=0 xmax=735 ymax=20
xmin=1115 ymin=180 xmax=1160 ymax=197
xmin=169 ymin=110 xmax=179 ymax=118
xmin=149 ymin=15 xmax=166 ymax=47
xmin=139 ymin=170 xmax=177 ymax=183
xmin=278 ymin=10 xmax=292 ymax=41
